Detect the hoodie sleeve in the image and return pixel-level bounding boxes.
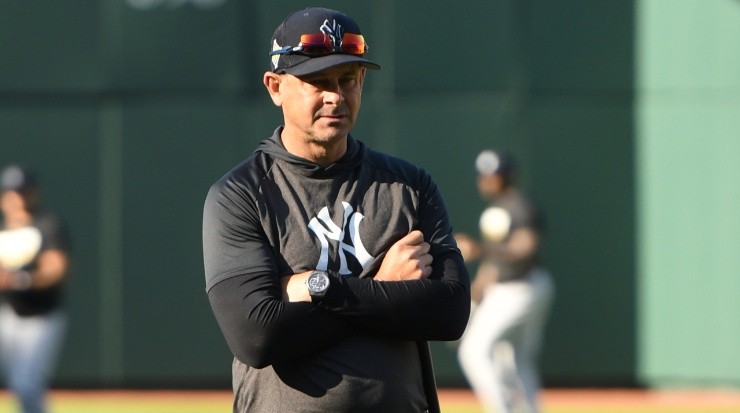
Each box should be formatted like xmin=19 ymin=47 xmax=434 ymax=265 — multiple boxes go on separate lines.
xmin=204 ymin=181 xmax=356 ymax=368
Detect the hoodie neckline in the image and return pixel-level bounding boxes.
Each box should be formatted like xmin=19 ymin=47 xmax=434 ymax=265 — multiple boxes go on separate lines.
xmin=257 ymin=126 xmax=365 ymax=177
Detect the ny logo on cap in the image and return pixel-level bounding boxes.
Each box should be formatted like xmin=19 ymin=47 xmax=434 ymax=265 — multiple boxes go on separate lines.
xmin=320 ymin=19 xmax=344 ymax=51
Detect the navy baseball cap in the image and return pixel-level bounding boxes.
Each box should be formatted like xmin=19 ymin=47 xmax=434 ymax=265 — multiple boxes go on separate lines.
xmin=269 ymin=7 xmax=381 ymax=76
xmin=0 ymin=165 xmax=37 ymax=194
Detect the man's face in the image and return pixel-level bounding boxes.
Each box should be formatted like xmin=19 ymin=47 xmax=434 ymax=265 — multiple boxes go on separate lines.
xmin=477 ymin=174 xmax=504 ymax=198
xmin=0 ymin=191 xmax=25 ymax=216
xmin=274 ymin=63 xmax=365 ymax=145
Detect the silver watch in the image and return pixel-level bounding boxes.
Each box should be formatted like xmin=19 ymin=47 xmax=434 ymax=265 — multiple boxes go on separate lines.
xmin=306 ymin=270 xmax=330 ymax=299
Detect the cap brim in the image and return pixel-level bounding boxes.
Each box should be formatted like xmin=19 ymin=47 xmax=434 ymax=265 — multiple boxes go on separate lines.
xmin=281 ymin=54 xmax=380 ymax=76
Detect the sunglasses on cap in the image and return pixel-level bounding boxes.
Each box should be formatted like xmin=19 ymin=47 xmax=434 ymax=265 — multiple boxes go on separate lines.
xmin=270 ymin=33 xmax=368 ymax=57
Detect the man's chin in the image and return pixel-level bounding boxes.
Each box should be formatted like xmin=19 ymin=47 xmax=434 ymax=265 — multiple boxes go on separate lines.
xmin=312 ymin=125 xmax=352 ymax=142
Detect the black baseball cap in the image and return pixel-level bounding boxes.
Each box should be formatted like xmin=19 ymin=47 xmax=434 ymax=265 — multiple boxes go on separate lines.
xmin=269 ymin=7 xmax=381 ymax=76
xmin=0 ymin=165 xmax=37 ymax=194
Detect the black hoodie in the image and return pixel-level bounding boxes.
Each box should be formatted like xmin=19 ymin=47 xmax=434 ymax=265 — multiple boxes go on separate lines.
xmin=203 ymin=127 xmax=470 ymax=412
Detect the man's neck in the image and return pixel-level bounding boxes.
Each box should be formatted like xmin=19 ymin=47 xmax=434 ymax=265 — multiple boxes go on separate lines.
xmin=3 ymin=210 xmax=33 ymax=229
xmin=280 ymin=130 xmax=348 ymax=167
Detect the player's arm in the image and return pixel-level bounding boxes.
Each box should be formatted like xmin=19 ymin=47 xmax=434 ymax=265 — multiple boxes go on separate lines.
xmin=482 ymin=227 xmax=540 ymax=263
xmin=28 ymin=249 xmax=68 ymax=289
xmin=203 ymin=185 xmax=355 ymax=369
xmin=470 ymin=265 xmax=498 ymax=304
xmin=0 ymin=217 xmax=70 ymax=291
xmin=452 ymin=232 xmax=482 ymax=262
xmin=34 ymin=216 xmax=71 ymax=288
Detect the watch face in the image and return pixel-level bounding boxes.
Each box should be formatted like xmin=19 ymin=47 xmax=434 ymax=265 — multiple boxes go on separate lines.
xmin=308 ymin=272 xmax=329 ymax=293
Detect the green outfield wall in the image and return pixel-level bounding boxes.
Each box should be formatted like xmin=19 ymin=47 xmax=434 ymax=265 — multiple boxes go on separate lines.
xmin=636 ymin=0 xmax=740 ymax=388
xmin=0 ymin=0 xmax=737 ymax=389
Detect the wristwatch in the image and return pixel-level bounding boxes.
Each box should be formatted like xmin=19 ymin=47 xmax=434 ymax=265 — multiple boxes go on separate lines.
xmin=306 ymin=270 xmax=330 ymax=299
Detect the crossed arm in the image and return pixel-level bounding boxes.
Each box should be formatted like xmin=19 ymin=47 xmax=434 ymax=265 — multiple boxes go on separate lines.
xmin=282 ymin=230 xmax=433 ymax=302
xmin=206 ymin=228 xmax=470 ymax=369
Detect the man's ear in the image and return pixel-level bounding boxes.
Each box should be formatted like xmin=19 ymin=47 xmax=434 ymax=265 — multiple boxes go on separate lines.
xmin=263 ymin=72 xmax=283 ymax=107
xmin=359 ymin=66 xmax=366 ymax=87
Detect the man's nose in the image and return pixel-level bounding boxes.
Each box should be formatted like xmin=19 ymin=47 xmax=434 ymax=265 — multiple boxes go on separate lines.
xmin=322 ymin=84 xmax=343 ymax=104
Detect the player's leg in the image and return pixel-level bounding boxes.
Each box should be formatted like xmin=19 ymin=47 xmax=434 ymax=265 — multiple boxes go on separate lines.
xmin=0 ymin=304 xmax=19 ymax=383
xmin=6 ymin=310 xmax=67 ymax=413
xmin=458 ymin=288 xmax=507 ymax=413
xmin=514 ymin=268 xmax=555 ymax=413
xmin=458 ymin=281 xmax=531 ymax=413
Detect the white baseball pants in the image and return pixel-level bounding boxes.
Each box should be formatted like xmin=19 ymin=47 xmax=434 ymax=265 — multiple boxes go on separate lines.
xmin=458 ymin=268 xmax=554 ymax=413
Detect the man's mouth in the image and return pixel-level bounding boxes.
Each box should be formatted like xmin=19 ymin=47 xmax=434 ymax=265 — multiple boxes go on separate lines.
xmin=319 ymin=113 xmax=347 ymax=121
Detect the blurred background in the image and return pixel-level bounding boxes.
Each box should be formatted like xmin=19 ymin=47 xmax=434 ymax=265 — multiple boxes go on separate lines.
xmin=0 ymin=0 xmax=738 ymax=391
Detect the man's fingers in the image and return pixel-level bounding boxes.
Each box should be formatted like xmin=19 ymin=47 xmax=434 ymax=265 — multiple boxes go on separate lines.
xmin=376 ymin=230 xmax=433 ymax=282
xmin=419 ymin=254 xmax=433 ymax=278
xmin=399 ymin=230 xmax=424 ymax=246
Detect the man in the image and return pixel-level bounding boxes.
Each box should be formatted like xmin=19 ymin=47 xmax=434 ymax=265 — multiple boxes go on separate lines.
xmin=0 ymin=165 xmax=70 ymax=413
xmin=202 ymin=7 xmax=470 ymax=413
xmin=455 ymin=150 xmax=554 ymax=413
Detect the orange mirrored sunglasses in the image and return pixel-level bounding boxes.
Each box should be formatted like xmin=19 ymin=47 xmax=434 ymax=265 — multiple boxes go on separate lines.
xmin=270 ymin=33 xmax=368 ymax=57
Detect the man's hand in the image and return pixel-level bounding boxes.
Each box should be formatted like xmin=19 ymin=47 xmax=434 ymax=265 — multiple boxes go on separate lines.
xmin=375 ymin=230 xmax=433 ymax=281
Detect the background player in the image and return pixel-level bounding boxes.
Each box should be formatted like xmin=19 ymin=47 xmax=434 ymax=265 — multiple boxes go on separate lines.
xmin=455 ymin=150 xmax=555 ymax=413
xmin=0 ymin=165 xmax=70 ymax=413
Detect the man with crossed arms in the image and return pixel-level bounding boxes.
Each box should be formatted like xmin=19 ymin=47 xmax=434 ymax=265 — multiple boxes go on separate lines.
xmin=203 ymin=7 xmax=470 ymax=413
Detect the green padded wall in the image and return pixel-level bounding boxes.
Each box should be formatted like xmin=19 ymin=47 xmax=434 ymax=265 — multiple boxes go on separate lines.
xmin=0 ymin=0 xmax=643 ymax=388
xmin=637 ymin=0 xmax=740 ymax=387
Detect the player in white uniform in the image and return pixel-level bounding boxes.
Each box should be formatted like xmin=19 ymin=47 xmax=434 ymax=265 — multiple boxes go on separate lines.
xmin=0 ymin=165 xmax=70 ymax=413
xmin=455 ymin=150 xmax=554 ymax=413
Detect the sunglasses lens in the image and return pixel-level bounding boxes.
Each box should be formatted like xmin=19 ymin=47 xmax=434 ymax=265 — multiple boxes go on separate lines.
xmin=341 ymin=34 xmax=367 ymax=55
xmin=288 ymin=33 xmax=367 ymax=56
xmin=298 ymin=34 xmax=333 ymax=55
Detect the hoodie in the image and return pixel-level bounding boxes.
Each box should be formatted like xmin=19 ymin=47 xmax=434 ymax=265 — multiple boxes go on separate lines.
xmin=203 ymin=127 xmax=470 ymax=412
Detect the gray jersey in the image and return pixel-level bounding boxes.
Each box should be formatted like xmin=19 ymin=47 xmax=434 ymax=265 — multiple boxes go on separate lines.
xmin=481 ymin=188 xmax=542 ymax=282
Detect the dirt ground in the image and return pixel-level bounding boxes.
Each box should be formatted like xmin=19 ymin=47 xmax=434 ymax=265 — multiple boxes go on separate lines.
xmin=441 ymin=388 xmax=740 ymax=408
xmin=9 ymin=388 xmax=735 ymax=409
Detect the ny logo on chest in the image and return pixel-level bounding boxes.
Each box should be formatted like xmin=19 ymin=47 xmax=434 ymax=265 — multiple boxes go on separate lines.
xmin=308 ymin=202 xmax=375 ymax=276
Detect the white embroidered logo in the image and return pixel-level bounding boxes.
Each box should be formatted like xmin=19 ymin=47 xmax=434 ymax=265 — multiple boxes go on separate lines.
xmin=270 ymin=39 xmax=282 ymax=70
xmin=308 ymin=202 xmax=374 ymax=276
xmin=319 ymin=19 xmax=344 ymax=51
